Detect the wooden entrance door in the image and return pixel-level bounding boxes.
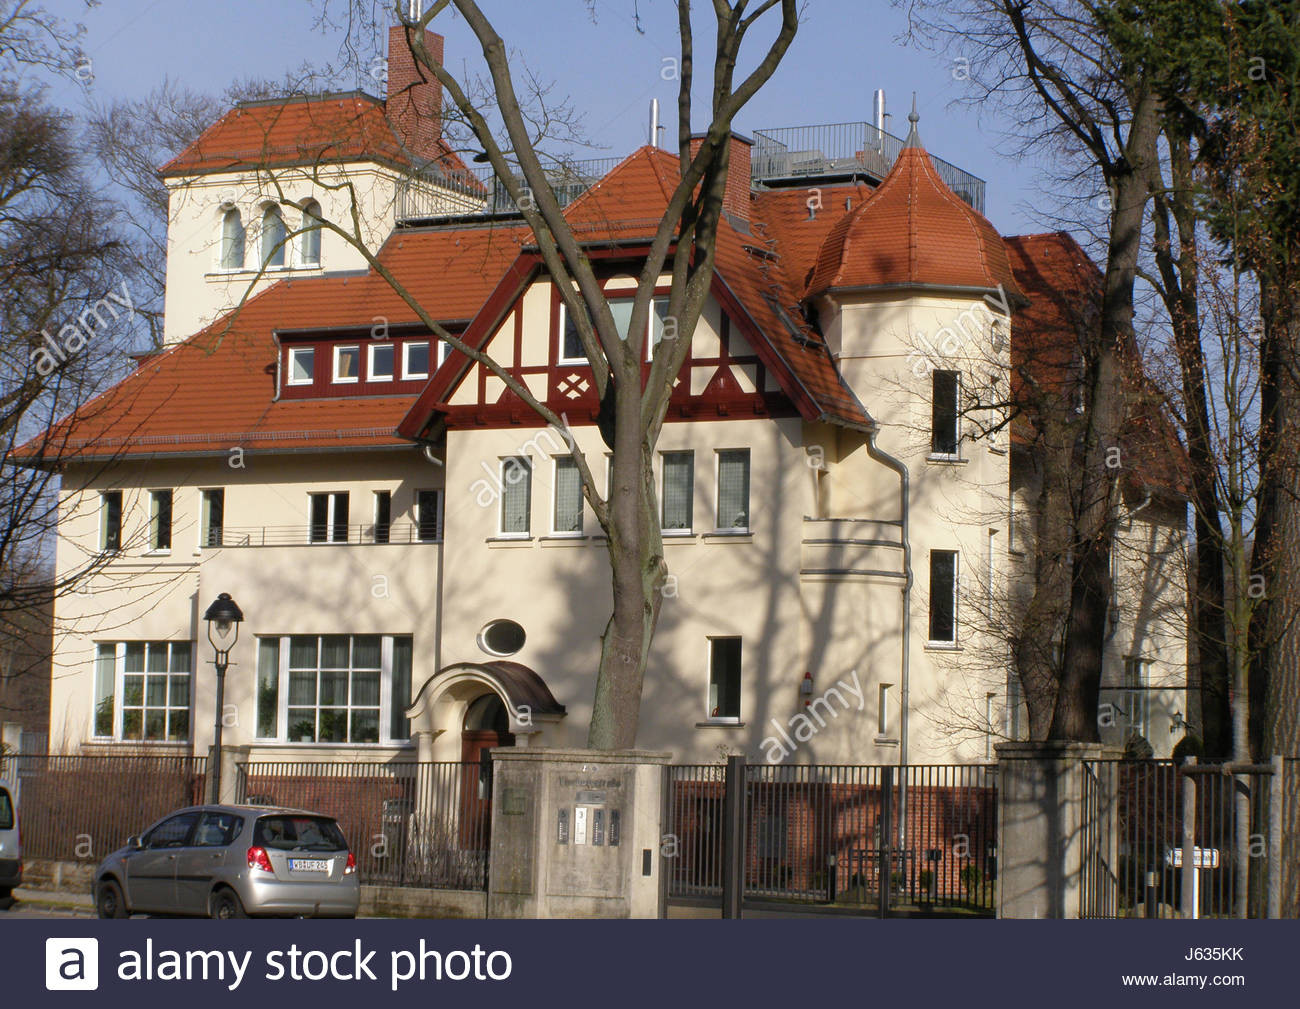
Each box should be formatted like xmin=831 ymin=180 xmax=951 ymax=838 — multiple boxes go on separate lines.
xmin=459 ymin=695 xmax=515 ymax=848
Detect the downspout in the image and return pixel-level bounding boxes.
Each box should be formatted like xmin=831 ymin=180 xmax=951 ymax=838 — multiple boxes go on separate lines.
xmin=865 ymin=427 xmax=912 ymax=849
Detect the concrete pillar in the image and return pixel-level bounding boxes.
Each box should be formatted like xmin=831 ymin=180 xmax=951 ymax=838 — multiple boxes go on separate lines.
xmin=414 ymin=730 xmax=434 ymax=763
xmin=207 ymin=744 xmax=250 ymax=804
xmin=995 ymin=741 xmax=1112 ymax=918
xmin=487 ymin=748 xmax=671 ymax=918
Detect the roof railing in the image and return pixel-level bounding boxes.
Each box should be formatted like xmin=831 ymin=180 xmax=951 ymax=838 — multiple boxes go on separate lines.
xmin=396 ymin=156 xmax=624 ymax=222
xmin=396 ymin=126 xmax=985 ymax=222
xmin=750 ymin=121 xmax=985 ymax=214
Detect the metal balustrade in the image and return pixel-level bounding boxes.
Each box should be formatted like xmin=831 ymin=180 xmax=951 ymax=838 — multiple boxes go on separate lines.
xmin=217 ymin=521 xmax=439 ymax=547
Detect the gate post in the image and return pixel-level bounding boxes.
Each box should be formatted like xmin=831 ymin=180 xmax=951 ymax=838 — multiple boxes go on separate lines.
xmin=1268 ymin=755 xmax=1283 ymax=920
xmin=721 ymin=755 xmax=746 ymax=919
xmin=1180 ymin=756 xmax=1197 ymax=919
xmin=878 ymin=765 xmax=893 ymax=919
xmin=995 ymin=741 xmax=1109 ymax=918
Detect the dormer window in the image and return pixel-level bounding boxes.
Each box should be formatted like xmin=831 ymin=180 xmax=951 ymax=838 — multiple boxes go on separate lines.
xmin=333 ymin=345 xmax=360 ymax=384
xmin=262 ymin=205 xmax=286 ymax=268
xmin=369 ymin=343 xmax=395 ymax=381
xmin=403 ymin=341 xmax=430 ymax=380
xmin=300 ymin=200 xmax=322 ymax=267
xmin=220 ymin=208 xmax=245 ymax=270
xmin=287 ymin=346 xmax=314 ymax=386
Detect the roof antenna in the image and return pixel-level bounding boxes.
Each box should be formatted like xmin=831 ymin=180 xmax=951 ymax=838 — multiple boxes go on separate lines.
xmin=649 ymin=98 xmax=660 ymax=148
xmin=903 ymin=92 xmax=922 ymax=149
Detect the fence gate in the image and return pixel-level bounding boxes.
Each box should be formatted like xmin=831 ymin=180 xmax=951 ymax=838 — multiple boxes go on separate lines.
xmin=665 ymin=759 xmax=997 ymax=917
xmin=1080 ymin=758 xmax=1284 ymax=919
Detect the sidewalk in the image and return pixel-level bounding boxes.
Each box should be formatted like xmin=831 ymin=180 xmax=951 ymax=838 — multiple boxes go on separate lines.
xmin=10 ymin=887 xmax=94 ymax=914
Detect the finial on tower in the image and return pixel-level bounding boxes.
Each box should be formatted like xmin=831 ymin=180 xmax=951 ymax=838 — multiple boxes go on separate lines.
xmin=903 ymin=92 xmax=922 ymax=148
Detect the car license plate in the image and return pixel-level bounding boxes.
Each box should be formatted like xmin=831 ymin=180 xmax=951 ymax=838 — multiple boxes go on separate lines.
xmin=289 ymin=858 xmax=330 ymax=872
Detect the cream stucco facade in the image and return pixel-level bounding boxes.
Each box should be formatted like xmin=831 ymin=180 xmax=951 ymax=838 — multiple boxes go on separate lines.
xmin=45 ymin=111 xmax=1191 ymax=769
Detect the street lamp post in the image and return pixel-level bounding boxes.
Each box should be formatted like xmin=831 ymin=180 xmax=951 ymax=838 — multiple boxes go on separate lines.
xmin=203 ymin=592 xmax=244 ymax=802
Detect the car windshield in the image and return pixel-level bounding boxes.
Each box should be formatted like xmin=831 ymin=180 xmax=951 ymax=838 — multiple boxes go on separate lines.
xmin=0 ymin=789 xmax=12 ymax=830
xmin=254 ymin=815 xmax=347 ymax=852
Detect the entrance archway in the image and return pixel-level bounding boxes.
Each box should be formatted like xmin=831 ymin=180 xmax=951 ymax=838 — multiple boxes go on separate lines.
xmin=461 ymin=692 xmax=516 ymax=763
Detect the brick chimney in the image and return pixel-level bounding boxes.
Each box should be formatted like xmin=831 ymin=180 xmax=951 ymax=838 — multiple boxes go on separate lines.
xmin=689 ymin=132 xmax=753 ymax=223
xmin=387 ymin=26 xmax=445 ymax=163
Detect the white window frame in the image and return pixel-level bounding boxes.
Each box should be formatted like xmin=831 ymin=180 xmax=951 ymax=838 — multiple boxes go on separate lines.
xmin=261 ymin=204 xmax=287 ymax=269
xmin=876 ymin=683 xmax=894 ymax=740
xmin=309 ymin=491 xmax=349 ymax=544
xmin=705 ymin=636 xmax=742 ymax=723
xmin=367 ymin=342 xmax=395 ymax=382
xmin=551 ymin=456 xmax=584 ymax=536
xmin=298 ymin=200 xmax=322 ymax=267
xmin=286 ymin=346 xmax=315 ymax=386
xmin=929 ymin=369 xmax=962 ymax=461
xmin=100 ymin=489 xmax=123 ymax=553
xmin=200 ymin=488 xmax=224 ymax=549
xmin=714 ymin=448 xmax=751 ymax=534
xmin=928 ymin=548 xmax=960 ymax=646
xmin=660 ymin=450 xmax=694 ymax=536
xmin=402 ymin=341 xmax=430 ymax=380
xmin=437 ymin=339 xmax=452 ymax=369
xmin=148 ymin=489 xmax=173 ymax=554
xmin=557 ymin=303 xmax=587 ymax=365
xmin=92 ymin=641 xmax=194 ymax=743
xmin=497 ymin=457 xmax=532 ymax=538
xmin=332 ymin=344 xmax=360 ymax=384
xmin=219 ymin=207 xmax=245 ymax=272
xmin=416 ymin=489 xmax=444 ymax=543
xmin=1123 ymin=657 xmax=1151 ymax=740
xmin=256 ymin=634 xmax=414 ymax=746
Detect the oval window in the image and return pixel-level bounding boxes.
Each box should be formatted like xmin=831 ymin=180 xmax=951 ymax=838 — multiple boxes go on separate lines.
xmin=478 ymin=619 xmax=526 ymax=657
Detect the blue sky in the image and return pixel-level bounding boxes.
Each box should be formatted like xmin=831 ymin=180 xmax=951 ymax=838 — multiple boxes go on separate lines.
xmin=45 ymin=0 xmax=1044 ymax=235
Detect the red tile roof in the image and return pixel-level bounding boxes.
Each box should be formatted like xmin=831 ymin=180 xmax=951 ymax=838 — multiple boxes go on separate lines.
xmin=39 ymin=141 xmax=1125 ymax=463
xmin=807 ymin=135 xmax=1022 ymax=300
xmin=29 ymin=225 xmax=528 ymax=459
xmin=1004 ymin=231 xmax=1187 ymax=495
xmin=159 ymin=92 xmax=475 ymax=183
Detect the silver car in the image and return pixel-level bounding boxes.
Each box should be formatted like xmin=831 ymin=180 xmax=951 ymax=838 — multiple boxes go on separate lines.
xmin=0 ymin=778 xmax=20 ymax=904
xmin=93 ymin=804 xmax=359 ymax=919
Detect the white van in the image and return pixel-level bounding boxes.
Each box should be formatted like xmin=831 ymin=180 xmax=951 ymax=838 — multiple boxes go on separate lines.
xmin=0 ymin=778 xmax=20 ymax=903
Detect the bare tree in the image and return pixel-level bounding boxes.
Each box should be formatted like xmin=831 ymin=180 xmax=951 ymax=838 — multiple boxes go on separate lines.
xmin=901 ymin=0 xmax=1161 ymax=741
xmin=215 ymin=0 xmax=802 ymax=750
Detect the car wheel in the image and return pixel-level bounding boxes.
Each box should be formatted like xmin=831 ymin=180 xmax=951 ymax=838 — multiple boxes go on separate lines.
xmin=95 ymin=880 xmax=128 ymax=919
xmin=209 ymin=888 xmax=247 ymax=920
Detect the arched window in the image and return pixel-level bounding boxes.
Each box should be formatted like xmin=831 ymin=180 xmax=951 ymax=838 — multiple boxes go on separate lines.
xmin=300 ymin=200 xmax=322 ymax=267
xmin=261 ymin=205 xmax=286 ymax=268
xmin=220 ymin=208 xmax=245 ymax=270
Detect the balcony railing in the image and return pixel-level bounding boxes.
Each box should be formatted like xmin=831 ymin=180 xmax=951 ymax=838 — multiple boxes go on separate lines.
xmin=396 ymin=156 xmax=625 ymax=222
xmin=217 ymin=521 xmax=440 ymax=547
xmin=751 ymin=121 xmax=985 ymax=213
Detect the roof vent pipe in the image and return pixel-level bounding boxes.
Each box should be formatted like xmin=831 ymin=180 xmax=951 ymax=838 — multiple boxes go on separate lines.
xmin=648 ymin=98 xmax=660 ymax=148
xmin=873 ymin=89 xmax=886 ymax=152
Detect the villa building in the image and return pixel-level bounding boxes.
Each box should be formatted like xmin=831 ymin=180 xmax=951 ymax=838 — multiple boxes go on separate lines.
xmin=29 ymin=28 xmax=1189 ymax=771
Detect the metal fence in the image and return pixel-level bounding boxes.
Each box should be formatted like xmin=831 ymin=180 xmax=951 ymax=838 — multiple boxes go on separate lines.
xmin=1080 ymin=759 xmax=1283 ymax=919
xmin=236 ymin=761 xmax=490 ymax=892
xmin=5 ymin=754 xmax=207 ymax=862
xmin=665 ymin=761 xmax=997 ymax=916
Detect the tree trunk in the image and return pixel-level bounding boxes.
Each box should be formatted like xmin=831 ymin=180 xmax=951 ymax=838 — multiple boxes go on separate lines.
xmin=587 ymin=379 xmax=668 ymax=750
xmin=1253 ymin=282 xmax=1300 ymax=915
xmin=1049 ymin=128 xmax=1154 ymax=739
xmin=1151 ymin=134 xmax=1232 ymax=757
